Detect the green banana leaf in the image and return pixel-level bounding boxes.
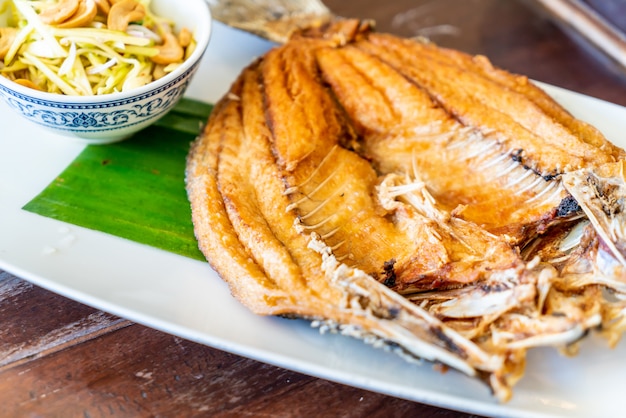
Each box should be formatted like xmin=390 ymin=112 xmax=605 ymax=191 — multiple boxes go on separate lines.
xmin=23 ymin=98 xmax=213 ymax=261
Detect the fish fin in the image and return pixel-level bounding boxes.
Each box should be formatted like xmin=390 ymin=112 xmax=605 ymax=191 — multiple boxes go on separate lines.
xmin=563 ymin=160 xmax=626 ymax=266
xmin=207 ymin=0 xmax=333 ymax=43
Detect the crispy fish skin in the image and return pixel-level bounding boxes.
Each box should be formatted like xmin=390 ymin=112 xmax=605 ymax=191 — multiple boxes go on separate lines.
xmin=186 ymin=19 xmax=623 ymax=402
xmin=188 ymin=52 xmax=512 ymax=388
xmin=432 ymin=45 xmax=623 ymax=158
xmin=314 ymin=42 xmax=568 ymax=240
xmin=360 ymin=34 xmax=620 ymax=175
xmin=264 ymin=33 xmax=531 ymax=294
xmin=187 ymin=28 xmax=519 ymax=400
xmin=315 ymin=34 xmax=623 ymax=243
xmin=186 ymin=80 xmax=291 ymax=314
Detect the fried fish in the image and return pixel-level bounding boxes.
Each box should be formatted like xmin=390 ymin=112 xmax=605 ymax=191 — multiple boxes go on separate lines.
xmin=186 ymin=17 xmax=626 ymax=401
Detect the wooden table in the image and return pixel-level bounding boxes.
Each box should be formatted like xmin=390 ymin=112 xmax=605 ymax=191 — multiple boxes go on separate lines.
xmin=3 ymin=0 xmax=626 ymax=416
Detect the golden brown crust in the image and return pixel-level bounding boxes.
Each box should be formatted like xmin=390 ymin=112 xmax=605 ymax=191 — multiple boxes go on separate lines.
xmin=362 ymin=34 xmax=618 ymax=174
xmin=186 ymin=20 xmax=625 ymax=402
xmin=186 ymin=72 xmax=293 ymax=314
xmin=316 ymin=40 xmax=570 ymax=240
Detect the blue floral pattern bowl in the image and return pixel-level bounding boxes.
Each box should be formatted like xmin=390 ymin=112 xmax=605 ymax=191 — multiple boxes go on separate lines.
xmin=0 ymin=0 xmax=212 ymax=144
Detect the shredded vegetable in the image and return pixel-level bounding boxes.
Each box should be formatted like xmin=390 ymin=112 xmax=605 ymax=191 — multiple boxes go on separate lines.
xmin=0 ymin=0 xmax=196 ymax=95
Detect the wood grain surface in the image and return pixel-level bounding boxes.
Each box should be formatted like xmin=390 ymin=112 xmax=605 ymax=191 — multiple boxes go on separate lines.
xmin=3 ymin=0 xmax=626 ymax=416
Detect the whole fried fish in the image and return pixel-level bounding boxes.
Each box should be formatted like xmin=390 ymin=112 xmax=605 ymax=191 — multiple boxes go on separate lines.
xmin=186 ymin=13 xmax=626 ymax=402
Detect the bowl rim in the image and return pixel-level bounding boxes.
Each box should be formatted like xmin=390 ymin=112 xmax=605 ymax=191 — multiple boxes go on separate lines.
xmin=0 ymin=0 xmax=212 ymax=105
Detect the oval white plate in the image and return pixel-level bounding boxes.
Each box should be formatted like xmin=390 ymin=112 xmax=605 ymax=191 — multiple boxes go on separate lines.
xmin=1 ymin=21 xmax=625 ymax=418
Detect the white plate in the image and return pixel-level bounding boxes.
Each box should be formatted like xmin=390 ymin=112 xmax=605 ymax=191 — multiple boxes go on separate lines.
xmin=2 ymin=21 xmax=626 ymax=418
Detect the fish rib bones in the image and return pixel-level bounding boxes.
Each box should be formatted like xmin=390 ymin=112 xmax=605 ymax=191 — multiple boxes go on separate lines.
xmin=185 ymin=20 xmax=626 ymax=401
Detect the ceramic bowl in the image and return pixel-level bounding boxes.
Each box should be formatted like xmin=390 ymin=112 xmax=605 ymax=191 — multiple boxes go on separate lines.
xmin=0 ymin=0 xmax=212 ymax=144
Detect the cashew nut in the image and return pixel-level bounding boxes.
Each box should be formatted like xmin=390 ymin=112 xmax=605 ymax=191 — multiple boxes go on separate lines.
xmin=93 ymin=0 xmax=111 ymax=16
xmin=151 ymin=31 xmax=184 ymax=64
xmin=0 ymin=28 xmax=17 ymax=60
xmin=152 ymin=64 xmax=167 ymax=80
xmin=107 ymin=0 xmax=146 ymax=32
xmin=178 ymin=27 xmax=192 ymax=48
xmin=39 ymin=0 xmax=80 ymax=25
xmin=57 ymin=0 xmax=98 ymax=29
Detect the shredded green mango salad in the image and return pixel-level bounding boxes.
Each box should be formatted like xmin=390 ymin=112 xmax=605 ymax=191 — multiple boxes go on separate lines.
xmin=0 ymin=0 xmax=195 ymax=95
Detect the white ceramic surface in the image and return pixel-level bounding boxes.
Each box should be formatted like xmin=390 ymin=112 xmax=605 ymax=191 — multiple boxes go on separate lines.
xmin=1 ymin=21 xmax=626 ymax=418
xmin=0 ymin=0 xmax=212 ymax=143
